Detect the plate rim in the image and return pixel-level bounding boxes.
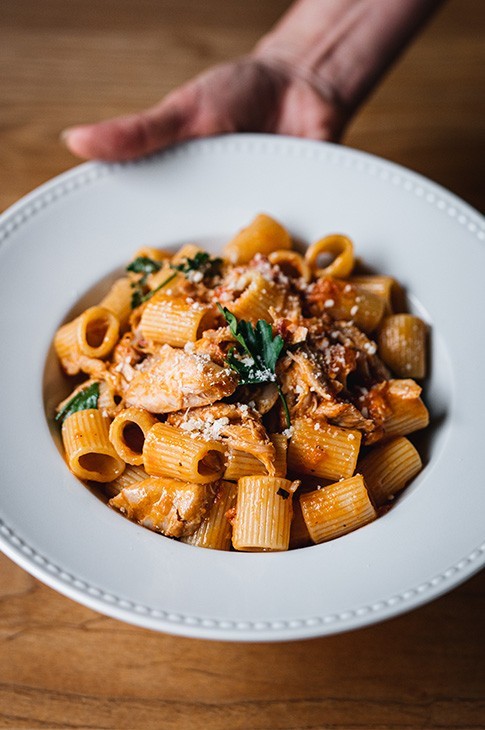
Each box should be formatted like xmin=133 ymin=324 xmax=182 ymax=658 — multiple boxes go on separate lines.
xmin=1 ymin=133 xmax=484 ymax=641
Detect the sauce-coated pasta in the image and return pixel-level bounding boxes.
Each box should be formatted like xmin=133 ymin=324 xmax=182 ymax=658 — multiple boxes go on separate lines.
xmin=53 ymin=214 xmax=429 ymax=551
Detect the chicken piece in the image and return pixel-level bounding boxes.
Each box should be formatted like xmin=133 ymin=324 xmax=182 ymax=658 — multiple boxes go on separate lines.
xmin=191 ymin=326 xmax=235 ymax=366
xmin=110 ymin=331 xmax=144 ymax=384
xmin=125 ymin=344 xmax=237 ymax=413
xmin=361 ymin=378 xmax=429 ymax=444
xmin=110 ymin=476 xmax=214 ymax=537
xmin=234 ymin=382 xmax=279 ymax=415
xmin=279 ymin=349 xmax=374 ymax=433
xmin=329 ymin=321 xmax=390 ymax=383
xmin=167 ymin=402 xmax=276 ymax=475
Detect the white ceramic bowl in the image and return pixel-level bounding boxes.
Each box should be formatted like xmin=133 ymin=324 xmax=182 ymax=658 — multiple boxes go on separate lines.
xmin=0 ymin=134 xmax=484 ymax=641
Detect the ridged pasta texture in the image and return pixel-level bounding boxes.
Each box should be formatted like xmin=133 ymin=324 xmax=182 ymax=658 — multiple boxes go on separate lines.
xmin=62 ymin=409 xmax=125 ymax=482
xmin=288 ymin=418 xmax=361 ymax=481
xmin=223 ymin=213 xmax=291 ymax=264
xmin=358 ymin=436 xmax=422 ymax=506
xmin=232 ymin=476 xmax=294 ymax=551
xmin=143 ymin=423 xmax=226 ymax=484
xmin=53 ymin=212 xmax=429 ymax=551
xmin=182 ymin=481 xmax=237 ymax=550
xmin=378 ymin=314 xmax=427 ymax=378
xmin=300 ymin=475 xmax=377 ymax=544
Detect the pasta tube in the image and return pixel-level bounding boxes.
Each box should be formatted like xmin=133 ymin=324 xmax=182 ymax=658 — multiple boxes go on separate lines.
xmin=223 ymin=213 xmax=291 ymax=264
xmin=348 ymin=275 xmax=401 ymax=314
xmin=381 ymin=379 xmax=429 ymax=437
xmin=230 ymin=271 xmax=283 ymax=323
xmin=287 ymin=418 xmax=361 ymax=481
xmin=268 ymin=250 xmax=312 ymax=283
xmin=147 ymin=265 xmax=185 ymax=295
xmin=358 ymin=436 xmax=422 ymax=506
xmin=62 ymin=409 xmax=125 ymax=482
xmin=143 ymin=422 xmax=226 ymax=484
xmin=378 ymin=314 xmax=427 ymax=378
xmin=182 ymin=481 xmax=237 ymax=550
xmin=99 ymin=277 xmax=133 ymax=330
xmin=133 ymin=246 xmax=171 ymax=262
xmin=76 ymin=306 xmax=120 ymax=358
xmin=171 ymin=243 xmax=205 ymax=265
xmin=300 ymin=474 xmax=376 ymax=543
xmin=305 ymin=234 xmax=354 ymax=279
xmin=224 ymin=433 xmax=287 ymax=480
xmin=140 ymin=296 xmax=217 ymax=347
xmin=54 ymin=306 xmax=119 ymax=374
xmin=330 ymin=284 xmax=385 ymax=332
xmin=232 ymin=476 xmax=295 ymax=552
xmin=105 ymin=464 xmax=148 ymax=497
xmin=109 ymin=407 xmax=158 ymax=465
xmin=289 ymin=495 xmax=313 ymax=549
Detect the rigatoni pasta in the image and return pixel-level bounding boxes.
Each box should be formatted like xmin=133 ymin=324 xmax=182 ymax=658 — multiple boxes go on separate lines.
xmin=54 ymin=306 xmax=119 ymax=375
xmin=287 ymin=418 xmax=361 ymax=481
xmin=300 ymin=474 xmax=377 ymax=543
xmin=62 ymin=409 xmax=125 ymax=482
xmin=377 ymin=314 xmax=427 ymax=378
xmin=224 ymin=433 xmax=287 ymax=480
xmin=143 ymin=423 xmax=226 ymax=484
xmin=232 ymin=476 xmax=295 ymax=552
xmin=181 ymin=481 xmax=237 ymax=550
xmin=109 ymin=407 xmax=158 ymax=465
xmin=358 ymin=436 xmax=422 ymax=506
xmin=305 ymin=233 xmax=354 ymax=279
xmin=52 ymin=213 xmax=430 ymax=551
xmin=223 ymin=213 xmax=291 ymax=264
xmin=140 ymin=296 xmax=217 ymax=347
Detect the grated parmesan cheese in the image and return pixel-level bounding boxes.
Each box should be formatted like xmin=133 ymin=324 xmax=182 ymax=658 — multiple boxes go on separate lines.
xmin=180 ymin=415 xmax=230 ymax=441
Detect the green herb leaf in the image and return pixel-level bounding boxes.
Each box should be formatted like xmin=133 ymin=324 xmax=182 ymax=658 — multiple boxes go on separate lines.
xmin=126 ymin=257 xmax=177 ymax=309
xmin=217 ymin=305 xmax=290 ymax=427
xmin=172 ymin=251 xmax=222 ymax=278
xmin=55 ymin=382 xmax=100 ymax=424
xmin=131 ymin=288 xmax=144 ymax=309
xmin=126 ymin=256 xmax=163 ymax=276
xmin=138 ymin=271 xmax=178 ymax=305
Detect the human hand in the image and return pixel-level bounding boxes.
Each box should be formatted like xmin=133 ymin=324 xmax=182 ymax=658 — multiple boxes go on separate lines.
xmin=62 ymin=0 xmax=443 ymax=162
xmin=62 ymin=56 xmax=345 ymax=161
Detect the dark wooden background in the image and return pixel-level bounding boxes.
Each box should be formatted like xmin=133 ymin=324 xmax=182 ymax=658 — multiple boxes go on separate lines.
xmin=1 ymin=1 xmax=484 ymax=727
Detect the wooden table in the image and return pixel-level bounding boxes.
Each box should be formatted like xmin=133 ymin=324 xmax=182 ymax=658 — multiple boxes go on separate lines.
xmin=1 ymin=1 xmax=484 ymax=727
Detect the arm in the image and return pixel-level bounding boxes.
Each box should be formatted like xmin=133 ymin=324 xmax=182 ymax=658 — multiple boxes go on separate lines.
xmin=63 ymin=0 xmax=444 ymax=160
xmin=253 ymin=0 xmax=444 ymax=128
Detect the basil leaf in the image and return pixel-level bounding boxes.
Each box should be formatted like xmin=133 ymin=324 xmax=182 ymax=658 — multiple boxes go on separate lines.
xmin=126 ymin=256 xmax=162 ymax=275
xmin=55 ymin=382 xmax=100 ymax=423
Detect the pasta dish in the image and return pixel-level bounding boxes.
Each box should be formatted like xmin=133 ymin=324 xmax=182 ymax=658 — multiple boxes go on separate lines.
xmin=53 ymin=214 xmax=429 ymax=551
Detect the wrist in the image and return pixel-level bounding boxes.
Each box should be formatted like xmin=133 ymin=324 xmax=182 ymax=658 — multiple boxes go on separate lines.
xmin=252 ymin=0 xmax=444 ymax=122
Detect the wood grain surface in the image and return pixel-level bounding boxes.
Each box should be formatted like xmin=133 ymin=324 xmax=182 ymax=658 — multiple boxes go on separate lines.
xmin=1 ymin=1 xmax=484 ymax=728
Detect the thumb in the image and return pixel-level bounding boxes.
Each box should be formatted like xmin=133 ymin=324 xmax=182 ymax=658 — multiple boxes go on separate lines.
xmin=61 ymin=91 xmax=197 ymax=161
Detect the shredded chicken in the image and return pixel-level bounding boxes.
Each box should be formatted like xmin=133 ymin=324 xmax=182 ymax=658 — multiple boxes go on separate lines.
xmin=279 ymin=348 xmax=374 ymax=433
xmin=191 ymin=326 xmax=235 ymax=366
xmin=361 ymin=378 xmax=428 ymax=444
xmin=125 ymin=344 xmax=237 ymax=413
xmin=110 ymin=477 xmax=214 ymax=537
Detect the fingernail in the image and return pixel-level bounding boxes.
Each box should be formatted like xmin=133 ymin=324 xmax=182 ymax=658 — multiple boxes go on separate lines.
xmin=59 ymin=127 xmax=75 ymax=145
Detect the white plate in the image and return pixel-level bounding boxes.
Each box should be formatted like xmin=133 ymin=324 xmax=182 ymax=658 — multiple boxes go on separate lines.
xmin=0 ymin=134 xmax=484 ymax=641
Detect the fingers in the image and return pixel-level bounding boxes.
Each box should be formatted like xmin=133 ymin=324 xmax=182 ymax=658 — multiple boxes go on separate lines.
xmin=61 ymin=94 xmax=193 ymax=161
